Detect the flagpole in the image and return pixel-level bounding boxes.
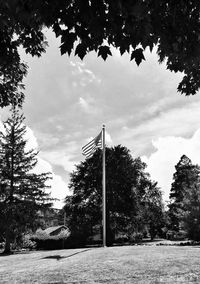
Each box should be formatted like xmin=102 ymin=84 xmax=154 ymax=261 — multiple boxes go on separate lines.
xmin=102 ymin=124 xmax=106 ymax=247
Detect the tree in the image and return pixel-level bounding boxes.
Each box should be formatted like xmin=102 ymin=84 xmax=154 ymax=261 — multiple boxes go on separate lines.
xmin=168 ymin=155 xmax=200 ymax=231
xmin=0 ymin=108 xmax=52 ymax=253
xmin=142 ymin=181 xmax=165 ymax=240
xmin=181 ymin=182 xmax=200 ymax=241
xmin=65 ymin=145 xmax=163 ymax=245
xmin=0 ymin=61 xmax=27 ymax=108
xmin=0 ymin=1 xmax=200 ymax=107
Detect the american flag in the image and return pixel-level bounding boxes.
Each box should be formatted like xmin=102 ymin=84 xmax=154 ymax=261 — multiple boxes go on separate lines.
xmin=82 ymin=131 xmax=102 ymax=158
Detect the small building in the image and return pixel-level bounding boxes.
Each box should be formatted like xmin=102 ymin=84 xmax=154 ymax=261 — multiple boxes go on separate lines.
xmin=43 ymin=225 xmax=68 ymax=236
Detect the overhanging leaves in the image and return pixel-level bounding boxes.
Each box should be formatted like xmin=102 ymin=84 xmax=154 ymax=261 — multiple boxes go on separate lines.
xmin=130 ymin=48 xmax=146 ymax=66
xmin=1 ymin=0 xmax=200 ymax=107
xmin=98 ymin=46 xmax=112 ymax=61
xmin=75 ymin=43 xmax=87 ymax=60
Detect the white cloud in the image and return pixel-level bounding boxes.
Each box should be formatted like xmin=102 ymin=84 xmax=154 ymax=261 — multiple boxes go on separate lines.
xmin=114 ymin=100 xmax=200 ymax=156
xmin=70 ymin=60 xmax=101 ymax=86
xmin=138 ymin=102 xmax=200 ymax=139
xmin=25 ymin=126 xmax=38 ymax=150
xmin=40 ymin=150 xmax=76 ymax=173
xmin=27 ymin=131 xmax=72 ymax=208
xmin=79 ymin=97 xmax=90 ymax=112
xmin=50 ymin=174 xmax=70 ymax=208
xmin=35 ymin=157 xmax=70 ymax=209
xmin=25 ymin=129 xmax=71 ymax=208
xmin=143 ymin=128 xmax=200 ymax=203
xmin=78 ymin=95 xmax=101 ymax=115
xmin=105 ymin=130 xmax=113 ymax=146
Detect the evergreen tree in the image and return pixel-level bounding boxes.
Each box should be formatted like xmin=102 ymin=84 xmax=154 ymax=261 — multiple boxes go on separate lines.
xmin=181 ymin=182 xmax=200 ymax=241
xmin=169 ymin=155 xmax=200 ymax=231
xmin=0 ymin=109 xmax=52 ymax=253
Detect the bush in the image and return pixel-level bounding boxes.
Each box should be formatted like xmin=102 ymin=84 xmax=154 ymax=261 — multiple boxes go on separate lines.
xmin=166 ymin=230 xmax=187 ymax=240
xmin=129 ymin=232 xmax=143 ymax=243
xmin=186 ymin=226 xmax=200 ymax=241
xmin=22 ymin=235 xmax=36 ymax=250
xmin=115 ymin=236 xmax=129 ymax=244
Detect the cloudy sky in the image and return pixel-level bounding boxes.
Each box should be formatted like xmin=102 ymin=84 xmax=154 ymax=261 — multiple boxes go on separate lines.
xmin=2 ymin=29 xmax=200 ymax=208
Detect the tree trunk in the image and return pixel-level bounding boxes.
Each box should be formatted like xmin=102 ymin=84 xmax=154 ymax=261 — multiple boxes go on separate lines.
xmin=106 ymin=208 xmax=114 ymax=246
xmin=3 ymin=230 xmax=11 ymax=254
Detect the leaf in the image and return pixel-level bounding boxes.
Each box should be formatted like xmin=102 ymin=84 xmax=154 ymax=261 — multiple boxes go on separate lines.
xmin=119 ymin=42 xmax=130 ymax=55
xmin=98 ymin=46 xmax=112 ymax=61
xmin=53 ymin=23 xmax=61 ymax=38
xmin=60 ymin=43 xmax=69 ymax=56
xmin=119 ymin=46 xmax=126 ymax=55
xmin=60 ymin=32 xmax=77 ymax=56
xmin=149 ymin=42 xmax=154 ymax=52
xmin=75 ymin=43 xmax=87 ymax=60
xmin=130 ymin=48 xmax=145 ymax=66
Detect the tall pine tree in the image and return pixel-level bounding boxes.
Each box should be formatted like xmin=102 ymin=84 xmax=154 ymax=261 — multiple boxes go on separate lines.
xmin=181 ymin=182 xmax=200 ymax=241
xmin=168 ymin=155 xmax=200 ymax=231
xmin=0 ymin=108 xmax=52 ymax=253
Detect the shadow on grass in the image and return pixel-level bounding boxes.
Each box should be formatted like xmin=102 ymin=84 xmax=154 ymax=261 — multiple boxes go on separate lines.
xmin=0 ymin=251 xmax=14 ymax=257
xmin=42 ymin=255 xmax=67 ymax=261
xmin=42 ymin=248 xmax=91 ymax=261
xmin=0 ymin=250 xmax=33 ymax=257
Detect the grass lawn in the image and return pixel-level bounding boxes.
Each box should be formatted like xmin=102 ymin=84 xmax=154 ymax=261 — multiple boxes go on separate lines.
xmin=0 ymin=245 xmax=200 ymax=283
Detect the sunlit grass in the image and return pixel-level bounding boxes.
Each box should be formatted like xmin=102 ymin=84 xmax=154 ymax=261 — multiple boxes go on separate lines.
xmin=0 ymin=245 xmax=200 ymax=283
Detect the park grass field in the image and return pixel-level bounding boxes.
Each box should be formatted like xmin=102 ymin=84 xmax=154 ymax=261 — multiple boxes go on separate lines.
xmin=0 ymin=245 xmax=200 ymax=283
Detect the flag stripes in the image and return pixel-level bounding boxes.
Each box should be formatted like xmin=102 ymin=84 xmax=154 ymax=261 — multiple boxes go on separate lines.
xmin=82 ymin=131 xmax=102 ymax=158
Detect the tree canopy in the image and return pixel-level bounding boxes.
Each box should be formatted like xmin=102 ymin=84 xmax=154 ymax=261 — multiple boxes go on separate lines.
xmin=65 ymin=145 xmax=164 ymax=245
xmin=0 ymin=1 xmax=200 ymax=107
